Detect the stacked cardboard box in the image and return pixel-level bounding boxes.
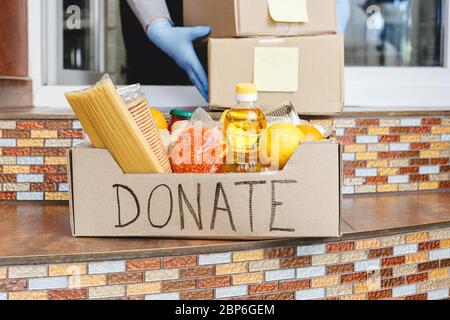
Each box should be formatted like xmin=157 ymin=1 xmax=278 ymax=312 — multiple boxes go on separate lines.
xmin=184 ymin=0 xmax=344 ymax=115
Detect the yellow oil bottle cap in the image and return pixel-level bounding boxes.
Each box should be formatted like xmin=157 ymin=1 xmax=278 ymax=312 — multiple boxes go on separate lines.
xmin=236 ymin=84 xmax=257 ymax=95
xmin=236 ymin=84 xmax=258 ymax=103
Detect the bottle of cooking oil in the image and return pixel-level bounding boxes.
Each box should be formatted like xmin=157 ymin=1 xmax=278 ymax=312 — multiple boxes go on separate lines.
xmin=223 ymin=84 xmax=267 ymax=173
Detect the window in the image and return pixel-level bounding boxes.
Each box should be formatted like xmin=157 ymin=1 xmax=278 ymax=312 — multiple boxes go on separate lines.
xmin=44 ymin=0 xmax=105 ymax=85
xmin=345 ymin=0 xmax=443 ymax=67
xmin=30 ymin=0 xmax=450 ymax=109
xmin=344 ymin=0 xmax=450 ymax=108
xmin=63 ymin=1 xmax=101 ymax=71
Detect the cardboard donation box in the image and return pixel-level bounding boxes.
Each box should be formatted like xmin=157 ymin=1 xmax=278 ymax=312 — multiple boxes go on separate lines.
xmin=69 ymin=141 xmax=342 ymax=239
xmin=184 ymin=0 xmax=337 ymax=37
xmin=208 ymin=35 xmax=344 ymax=115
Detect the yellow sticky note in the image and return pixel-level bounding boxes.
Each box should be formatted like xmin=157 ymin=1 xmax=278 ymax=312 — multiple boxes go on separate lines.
xmin=254 ymin=47 xmax=299 ymax=92
xmin=268 ymin=0 xmax=309 ymax=22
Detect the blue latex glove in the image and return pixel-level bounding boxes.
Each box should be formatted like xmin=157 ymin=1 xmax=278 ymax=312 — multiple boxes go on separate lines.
xmin=147 ymin=19 xmax=211 ymax=101
xmin=336 ymin=0 xmax=351 ymax=34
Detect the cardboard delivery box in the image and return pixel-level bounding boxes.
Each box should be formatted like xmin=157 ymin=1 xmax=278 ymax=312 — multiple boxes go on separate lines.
xmin=183 ymin=0 xmax=337 ymax=37
xmin=68 ymin=141 xmax=342 ymax=239
xmin=208 ymin=35 xmax=344 ymax=115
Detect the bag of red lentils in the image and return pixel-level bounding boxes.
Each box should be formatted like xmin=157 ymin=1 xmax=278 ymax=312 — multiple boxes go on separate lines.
xmin=169 ymin=108 xmax=226 ymax=174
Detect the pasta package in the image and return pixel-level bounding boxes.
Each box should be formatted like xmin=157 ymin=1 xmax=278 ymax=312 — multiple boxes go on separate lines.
xmin=119 ymin=85 xmax=172 ymax=173
xmin=65 ymin=75 xmax=172 ymax=174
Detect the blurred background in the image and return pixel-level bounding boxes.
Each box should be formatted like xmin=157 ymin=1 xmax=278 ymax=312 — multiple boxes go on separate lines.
xmin=56 ymin=0 xmax=444 ymax=86
xmin=0 ymin=0 xmax=448 ymax=109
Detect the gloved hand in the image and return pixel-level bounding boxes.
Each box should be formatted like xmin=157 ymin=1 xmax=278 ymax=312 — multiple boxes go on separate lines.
xmin=336 ymin=0 xmax=351 ymax=34
xmin=147 ymin=19 xmax=211 ymax=101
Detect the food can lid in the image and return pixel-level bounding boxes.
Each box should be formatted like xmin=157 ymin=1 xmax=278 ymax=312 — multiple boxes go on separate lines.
xmin=170 ymin=109 xmax=194 ymax=118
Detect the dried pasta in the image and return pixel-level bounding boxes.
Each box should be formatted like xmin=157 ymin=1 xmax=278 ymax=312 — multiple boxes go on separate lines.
xmin=65 ymin=75 xmax=172 ymax=174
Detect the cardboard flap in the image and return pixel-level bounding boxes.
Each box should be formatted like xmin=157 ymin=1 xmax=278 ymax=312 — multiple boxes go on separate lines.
xmin=284 ymin=141 xmax=338 ymax=171
xmin=67 ymin=148 xmax=76 ymax=236
xmin=267 ymin=0 xmax=309 ymax=23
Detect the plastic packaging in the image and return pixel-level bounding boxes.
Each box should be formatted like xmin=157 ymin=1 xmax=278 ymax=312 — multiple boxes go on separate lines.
xmin=65 ymin=75 xmax=170 ymax=174
xmin=170 ymin=108 xmax=226 ymax=174
xmin=263 ymin=102 xmax=331 ymax=139
xmin=263 ymin=102 xmax=307 ymax=126
xmin=118 ymin=84 xmax=172 ymax=173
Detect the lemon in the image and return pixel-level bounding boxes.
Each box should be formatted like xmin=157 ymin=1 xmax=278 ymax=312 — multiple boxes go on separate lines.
xmin=298 ymin=125 xmax=324 ymax=141
xmin=260 ymin=123 xmax=306 ymax=169
xmin=150 ymin=109 xmax=168 ymax=130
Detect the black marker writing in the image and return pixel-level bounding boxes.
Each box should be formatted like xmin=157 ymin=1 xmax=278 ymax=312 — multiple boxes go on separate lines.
xmin=211 ymin=182 xmax=236 ymax=232
xmin=114 ymin=184 xmax=140 ymax=228
xmin=235 ymin=181 xmax=267 ymax=232
xmin=178 ymin=184 xmax=203 ymax=231
xmin=270 ymin=180 xmax=297 ymax=233
xmin=148 ymin=184 xmax=173 ymax=229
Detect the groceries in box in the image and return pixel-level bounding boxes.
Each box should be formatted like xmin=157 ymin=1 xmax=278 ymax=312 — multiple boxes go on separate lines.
xmin=65 ymin=76 xmax=341 ymax=239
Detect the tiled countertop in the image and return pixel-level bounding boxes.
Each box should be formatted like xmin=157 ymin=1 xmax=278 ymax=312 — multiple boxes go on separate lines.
xmin=0 ymin=192 xmax=449 ymax=266
xmin=0 ymin=107 xmax=450 ymax=120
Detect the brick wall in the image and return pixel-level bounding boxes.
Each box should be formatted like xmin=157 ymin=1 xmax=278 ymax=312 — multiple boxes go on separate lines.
xmin=0 ymin=120 xmax=83 ymax=201
xmin=0 ymin=115 xmax=449 ymax=201
xmin=0 ymin=227 xmax=448 ymax=300
xmin=310 ymin=116 xmax=449 ymax=194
